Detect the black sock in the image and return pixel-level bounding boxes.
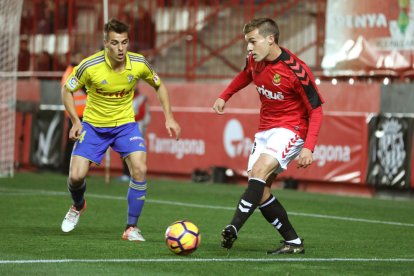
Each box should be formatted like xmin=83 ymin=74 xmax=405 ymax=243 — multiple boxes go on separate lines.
xmin=259 ymin=194 xmax=299 ymax=241
xmin=126 ymin=224 xmax=136 ymax=230
xmin=68 ymin=180 xmax=86 ymax=211
xmin=230 ymin=178 xmax=265 ymax=232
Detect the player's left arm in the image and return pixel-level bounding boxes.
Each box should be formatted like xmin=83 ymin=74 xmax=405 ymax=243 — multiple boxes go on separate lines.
xmin=213 ymin=56 xmax=253 ymax=115
xmin=296 ymin=67 xmax=324 ymax=168
xmin=155 ymin=82 xmax=181 ymax=140
xmin=139 ymin=57 xmax=181 ymax=140
xmin=297 ymin=106 xmax=323 ymax=168
xmin=142 ymin=96 xmax=151 ymax=127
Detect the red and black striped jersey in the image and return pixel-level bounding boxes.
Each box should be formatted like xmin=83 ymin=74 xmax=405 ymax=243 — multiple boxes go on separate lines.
xmin=219 ymin=47 xmax=324 ymax=151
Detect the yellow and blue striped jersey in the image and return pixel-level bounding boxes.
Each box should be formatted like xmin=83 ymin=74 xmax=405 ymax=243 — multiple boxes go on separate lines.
xmin=65 ymin=50 xmax=161 ymax=127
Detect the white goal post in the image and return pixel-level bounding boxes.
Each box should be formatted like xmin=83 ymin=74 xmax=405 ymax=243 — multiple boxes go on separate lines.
xmin=0 ymin=0 xmax=23 ymax=177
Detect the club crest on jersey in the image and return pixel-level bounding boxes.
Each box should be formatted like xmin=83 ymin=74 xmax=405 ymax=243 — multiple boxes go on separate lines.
xmin=272 ymin=74 xmax=281 ymax=86
xmin=127 ymin=74 xmax=134 ymax=83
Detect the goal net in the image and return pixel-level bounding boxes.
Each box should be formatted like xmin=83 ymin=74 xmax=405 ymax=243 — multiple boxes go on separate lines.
xmin=0 ymin=0 xmax=23 ymax=177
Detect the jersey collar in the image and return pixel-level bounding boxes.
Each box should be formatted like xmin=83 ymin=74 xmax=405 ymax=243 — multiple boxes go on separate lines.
xmin=267 ymin=47 xmax=286 ymax=64
xmin=272 ymin=47 xmax=288 ymax=64
xmin=125 ymin=53 xmax=132 ymax=70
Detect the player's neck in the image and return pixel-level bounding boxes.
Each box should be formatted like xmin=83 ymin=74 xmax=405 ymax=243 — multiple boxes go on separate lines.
xmin=265 ymin=45 xmax=282 ymax=62
xmin=109 ymin=59 xmax=126 ymax=72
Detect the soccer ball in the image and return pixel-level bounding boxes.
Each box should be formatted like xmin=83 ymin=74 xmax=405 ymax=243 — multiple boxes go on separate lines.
xmin=165 ymin=220 xmax=201 ymax=255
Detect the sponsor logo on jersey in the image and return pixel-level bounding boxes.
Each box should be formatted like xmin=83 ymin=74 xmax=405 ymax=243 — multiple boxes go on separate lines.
xmin=272 ymin=73 xmax=281 ymax=86
xmin=67 ymin=76 xmax=79 ymax=90
xmin=256 ymin=85 xmax=284 ymax=100
xmin=95 ymin=88 xmax=133 ymax=98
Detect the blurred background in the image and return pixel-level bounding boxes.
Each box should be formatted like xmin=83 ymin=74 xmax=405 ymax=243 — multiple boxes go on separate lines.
xmin=1 ymin=0 xmax=414 ymax=197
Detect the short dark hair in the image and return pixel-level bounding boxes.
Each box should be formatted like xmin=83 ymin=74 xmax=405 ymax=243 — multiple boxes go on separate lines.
xmin=104 ymin=18 xmax=130 ymax=40
xmin=243 ymin=18 xmax=279 ymax=43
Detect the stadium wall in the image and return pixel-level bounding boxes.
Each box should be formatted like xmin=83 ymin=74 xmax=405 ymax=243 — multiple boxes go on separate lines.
xmin=14 ymin=80 xmax=414 ymax=194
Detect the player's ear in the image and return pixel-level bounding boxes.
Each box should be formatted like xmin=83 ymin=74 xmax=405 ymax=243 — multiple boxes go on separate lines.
xmin=267 ymin=35 xmax=274 ymax=45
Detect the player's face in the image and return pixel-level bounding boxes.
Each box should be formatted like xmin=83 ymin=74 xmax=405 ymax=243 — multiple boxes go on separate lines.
xmin=245 ymin=29 xmax=271 ymax=62
xmin=105 ymin=31 xmax=129 ymax=64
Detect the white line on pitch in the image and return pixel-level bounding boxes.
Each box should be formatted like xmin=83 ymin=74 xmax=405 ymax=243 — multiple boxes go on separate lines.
xmin=1 ymin=258 xmax=414 ymax=264
xmin=1 ymin=187 xmax=413 ymax=227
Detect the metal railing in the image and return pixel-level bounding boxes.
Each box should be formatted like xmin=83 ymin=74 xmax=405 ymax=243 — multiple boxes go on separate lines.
xmin=19 ymin=0 xmax=325 ymax=80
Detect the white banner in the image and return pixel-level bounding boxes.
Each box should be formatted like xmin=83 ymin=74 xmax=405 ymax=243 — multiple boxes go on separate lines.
xmin=322 ymin=0 xmax=414 ymax=75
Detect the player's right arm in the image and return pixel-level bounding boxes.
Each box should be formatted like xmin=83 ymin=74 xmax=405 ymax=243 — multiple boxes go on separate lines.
xmin=61 ymin=62 xmax=87 ymax=141
xmin=62 ymin=85 xmax=83 ymax=140
xmin=212 ymin=98 xmax=226 ymax=114
xmin=213 ymin=56 xmax=252 ymax=115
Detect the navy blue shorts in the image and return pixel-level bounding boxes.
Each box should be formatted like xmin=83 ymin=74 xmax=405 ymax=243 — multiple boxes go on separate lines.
xmin=72 ymin=122 xmax=146 ymax=165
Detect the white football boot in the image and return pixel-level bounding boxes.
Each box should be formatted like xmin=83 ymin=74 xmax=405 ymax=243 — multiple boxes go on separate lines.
xmin=61 ymin=201 xmax=86 ymax=233
xmin=122 ymin=226 xmax=146 ymax=242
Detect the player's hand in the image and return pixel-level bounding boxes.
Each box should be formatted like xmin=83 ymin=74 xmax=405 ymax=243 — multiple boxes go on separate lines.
xmin=69 ymin=120 xmax=83 ymax=141
xmin=297 ymin=148 xmax=313 ymax=168
xmin=212 ymin=98 xmax=226 ymax=115
xmin=166 ymin=118 xmax=181 ymax=140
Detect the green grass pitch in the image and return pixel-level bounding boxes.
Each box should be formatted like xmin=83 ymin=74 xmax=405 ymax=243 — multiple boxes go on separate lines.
xmin=0 ymin=172 xmax=413 ymax=275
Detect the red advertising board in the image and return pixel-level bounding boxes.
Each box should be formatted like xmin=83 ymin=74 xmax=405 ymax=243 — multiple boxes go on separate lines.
xmin=146 ymin=110 xmax=257 ymax=175
xmin=283 ymin=114 xmax=369 ymax=183
xmin=13 ymin=81 xmax=382 ymax=187
xmin=146 ymin=109 xmax=370 ymax=184
xmin=137 ymin=82 xmax=378 ymax=184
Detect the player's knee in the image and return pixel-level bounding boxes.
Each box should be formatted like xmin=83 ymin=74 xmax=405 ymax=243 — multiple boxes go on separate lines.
xmin=130 ymin=163 xmax=147 ymax=181
xmin=68 ymin=157 xmax=89 ymax=185
xmin=68 ymin=173 xmax=85 ymax=186
xmin=250 ymin=165 xmax=268 ymax=180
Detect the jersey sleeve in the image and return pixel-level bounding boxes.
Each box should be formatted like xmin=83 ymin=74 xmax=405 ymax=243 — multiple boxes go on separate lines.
xmin=289 ymin=68 xmax=323 ymax=151
xmin=282 ymin=51 xmax=324 ymax=151
xmin=303 ymin=105 xmax=323 ymax=151
xmin=295 ymin=70 xmax=324 ymax=151
xmin=219 ymin=56 xmax=253 ymax=101
xmin=139 ymin=58 xmax=161 ymax=89
xmin=64 ymin=63 xmax=88 ymax=92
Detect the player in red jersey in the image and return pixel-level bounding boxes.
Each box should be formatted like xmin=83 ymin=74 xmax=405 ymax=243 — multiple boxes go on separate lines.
xmin=213 ymin=18 xmax=324 ymax=254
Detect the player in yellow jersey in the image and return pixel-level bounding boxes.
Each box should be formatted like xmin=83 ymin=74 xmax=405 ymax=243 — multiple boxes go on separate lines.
xmin=60 ymin=19 xmax=181 ymax=242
